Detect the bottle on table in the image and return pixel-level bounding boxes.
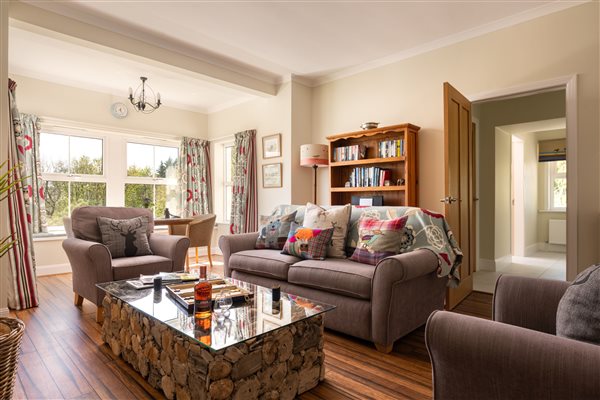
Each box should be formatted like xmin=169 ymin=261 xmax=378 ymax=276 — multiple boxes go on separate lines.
xmin=194 ymin=265 xmax=212 ymax=345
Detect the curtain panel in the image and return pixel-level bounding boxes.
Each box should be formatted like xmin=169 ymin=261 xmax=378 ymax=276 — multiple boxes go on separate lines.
xmin=179 ymin=137 xmax=212 ymax=216
xmin=6 ymin=79 xmax=39 ymax=310
xmin=230 ymin=130 xmax=257 ymax=234
xmin=19 ymin=114 xmax=47 ymax=233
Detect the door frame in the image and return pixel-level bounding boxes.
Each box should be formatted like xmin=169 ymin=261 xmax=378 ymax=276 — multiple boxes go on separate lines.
xmin=468 ymin=75 xmax=578 ymax=281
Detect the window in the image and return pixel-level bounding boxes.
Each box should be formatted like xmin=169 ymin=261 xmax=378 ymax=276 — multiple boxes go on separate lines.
xmin=548 ymin=160 xmax=567 ymax=211
xmin=40 ymin=132 xmax=106 ymax=230
xmin=125 ymin=142 xmax=179 ymax=216
xmin=223 ymin=145 xmax=234 ymax=222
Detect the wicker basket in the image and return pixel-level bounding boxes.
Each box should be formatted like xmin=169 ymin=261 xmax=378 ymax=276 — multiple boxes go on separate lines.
xmin=0 ymin=317 xmax=25 ymax=400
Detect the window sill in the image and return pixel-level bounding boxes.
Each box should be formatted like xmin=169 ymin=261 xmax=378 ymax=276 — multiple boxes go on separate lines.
xmin=538 ymin=209 xmax=567 ymax=213
xmin=33 ymin=233 xmax=67 ymax=242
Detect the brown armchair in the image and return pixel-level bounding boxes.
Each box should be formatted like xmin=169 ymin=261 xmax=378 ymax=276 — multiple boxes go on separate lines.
xmin=62 ymin=206 xmax=190 ymax=322
xmin=426 ymin=275 xmax=600 ymax=400
xmin=170 ymin=213 xmax=216 ymax=269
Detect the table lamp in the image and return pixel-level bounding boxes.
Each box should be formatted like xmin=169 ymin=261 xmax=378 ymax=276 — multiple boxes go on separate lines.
xmin=300 ymin=144 xmax=329 ymax=204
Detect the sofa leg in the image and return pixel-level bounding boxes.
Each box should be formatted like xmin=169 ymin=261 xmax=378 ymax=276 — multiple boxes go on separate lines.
xmin=375 ymin=343 xmax=393 ymax=353
xmin=74 ymin=293 xmax=84 ymax=307
xmin=96 ymin=306 xmax=104 ymax=324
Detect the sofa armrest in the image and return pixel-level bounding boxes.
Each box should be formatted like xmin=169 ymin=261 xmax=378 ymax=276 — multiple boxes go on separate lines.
xmin=426 ymin=311 xmax=600 ymax=400
xmin=493 ymin=275 xmax=570 ymax=335
xmin=149 ymin=234 xmax=190 ymax=272
xmin=218 ymin=232 xmax=259 ymax=277
xmin=371 ymin=249 xmax=441 ymax=347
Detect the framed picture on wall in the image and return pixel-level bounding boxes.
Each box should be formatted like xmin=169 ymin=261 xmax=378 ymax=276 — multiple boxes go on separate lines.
xmin=262 ymin=133 xmax=281 ymax=159
xmin=263 ymin=163 xmax=282 ymax=188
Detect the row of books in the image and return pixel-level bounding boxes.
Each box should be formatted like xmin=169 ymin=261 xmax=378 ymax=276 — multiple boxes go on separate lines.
xmin=349 ymin=167 xmax=392 ymax=187
xmin=333 ymin=144 xmax=367 ymax=162
xmin=378 ymin=139 xmax=404 ymax=158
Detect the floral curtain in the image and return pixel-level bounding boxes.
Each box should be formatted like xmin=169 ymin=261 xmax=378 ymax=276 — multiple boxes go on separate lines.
xmin=230 ymin=130 xmax=257 ymax=234
xmin=179 ymin=137 xmax=212 ymax=216
xmin=6 ymin=79 xmax=39 ymax=310
xmin=19 ymin=114 xmax=47 ymax=233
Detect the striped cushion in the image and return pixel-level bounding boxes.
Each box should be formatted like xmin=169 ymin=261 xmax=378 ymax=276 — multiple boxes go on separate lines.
xmin=281 ymin=223 xmax=334 ymax=260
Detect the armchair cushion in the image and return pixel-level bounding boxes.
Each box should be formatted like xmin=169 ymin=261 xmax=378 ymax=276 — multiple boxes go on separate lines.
xmin=97 ymin=216 xmax=153 ymax=258
xmin=112 ymin=255 xmax=172 ymax=281
xmin=557 ymin=264 xmax=600 ymax=345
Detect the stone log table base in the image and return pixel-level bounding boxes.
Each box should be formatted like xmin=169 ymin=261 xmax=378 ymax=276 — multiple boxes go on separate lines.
xmin=101 ymin=295 xmax=326 ymax=400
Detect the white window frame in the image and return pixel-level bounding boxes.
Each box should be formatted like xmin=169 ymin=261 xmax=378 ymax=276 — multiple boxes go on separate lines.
xmin=124 ymin=139 xmax=180 ymax=216
xmin=39 ymin=129 xmax=107 ymax=232
xmin=547 ymin=160 xmax=567 ymax=211
xmin=223 ymin=144 xmax=234 ymax=223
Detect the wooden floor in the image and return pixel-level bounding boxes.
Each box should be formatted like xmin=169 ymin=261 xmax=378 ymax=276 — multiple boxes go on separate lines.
xmin=9 ymin=256 xmax=492 ymax=400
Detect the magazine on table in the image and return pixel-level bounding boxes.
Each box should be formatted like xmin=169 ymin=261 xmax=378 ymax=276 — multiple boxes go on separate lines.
xmin=126 ymin=272 xmax=198 ymax=290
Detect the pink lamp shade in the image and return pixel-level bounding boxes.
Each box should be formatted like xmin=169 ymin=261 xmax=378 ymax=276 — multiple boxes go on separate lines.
xmin=300 ymin=144 xmax=329 ymax=167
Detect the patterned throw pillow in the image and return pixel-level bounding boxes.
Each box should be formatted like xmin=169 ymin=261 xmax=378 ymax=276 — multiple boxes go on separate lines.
xmin=255 ymin=210 xmax=297 ymax=250
xmin=97 ymin=216 xmax=153 ymax=258
xmin=303 ymin=203 xmax=351 ymax=258
xmin=281 ymin=223 xmax=334 ymax=260
xmin=350 ymin=216 xmax=409 ymax=265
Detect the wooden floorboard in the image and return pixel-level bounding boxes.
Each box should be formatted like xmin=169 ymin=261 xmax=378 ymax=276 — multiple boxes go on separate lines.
xmin=9 ymin=255 xmax=492 ymax=399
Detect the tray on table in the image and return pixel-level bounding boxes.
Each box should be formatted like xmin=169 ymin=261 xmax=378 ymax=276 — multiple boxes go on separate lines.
xmin=165 ymin=279 xmax=254 ymax=313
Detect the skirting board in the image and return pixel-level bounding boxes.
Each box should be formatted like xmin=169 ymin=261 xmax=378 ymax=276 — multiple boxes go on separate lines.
xmin=539 ymin=242 xmax=567 ymax=253
xmin=37 ymin=263 xmax=72 ymax=276
xmin=495 ymin=255 xmax=513 ymax=271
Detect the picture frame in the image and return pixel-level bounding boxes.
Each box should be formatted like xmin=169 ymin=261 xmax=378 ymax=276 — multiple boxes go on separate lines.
xmin=262 ymin=163 xmax=282 ymax=188
xmin=262 ymin=133 xmax=281 ymax=159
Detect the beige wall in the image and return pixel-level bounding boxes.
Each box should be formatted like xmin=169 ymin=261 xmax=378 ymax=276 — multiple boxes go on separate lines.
xmin=10 ymin=74 xmax=208 ymax=271
xmin=311 ymin=2 xmax=599 ymax=273
xmin=475 ymin=91 xmax=565 ymax=261
xmin=521 ymin=133 xmax=539 ymax=253
xmin=494 ymin=128 xmax=511 ymax=259
xmin=1 ymin=1 xmax=9 ymax=314
xmin=10 ymin=74 xmax=208 ymax=139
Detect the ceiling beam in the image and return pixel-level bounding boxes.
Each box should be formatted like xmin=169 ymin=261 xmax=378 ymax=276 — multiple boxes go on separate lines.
xmin=9 ymin=1 xmax=277 ymax=97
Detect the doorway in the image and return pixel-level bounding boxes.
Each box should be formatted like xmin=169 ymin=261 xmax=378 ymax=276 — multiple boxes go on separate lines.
xmin=472 ymin=91 xmax=568 ymax=293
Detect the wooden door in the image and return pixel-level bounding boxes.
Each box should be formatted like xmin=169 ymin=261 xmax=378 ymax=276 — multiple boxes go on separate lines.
xmin=444 ymin=82 xmax=475 ymax=309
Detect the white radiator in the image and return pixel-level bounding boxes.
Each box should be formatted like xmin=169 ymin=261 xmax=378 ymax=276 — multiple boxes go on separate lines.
xmin=548 ymin=219 xmax=567 ymax=245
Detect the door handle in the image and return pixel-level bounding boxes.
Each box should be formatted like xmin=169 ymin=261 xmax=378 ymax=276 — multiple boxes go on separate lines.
xmin=440 ymin=196 xmax=458 ymax=204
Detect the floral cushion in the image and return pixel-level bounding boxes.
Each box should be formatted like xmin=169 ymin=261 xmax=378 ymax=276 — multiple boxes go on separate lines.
xmin=350 ymin=216 xmax=410 ymax=265
xmin=303 ymin=203 xmax=351 ymax=258
xmin=255 ymin=210 xmax=297 ymax=250
xmin=281 ymin=223 xmax=334 ymax=260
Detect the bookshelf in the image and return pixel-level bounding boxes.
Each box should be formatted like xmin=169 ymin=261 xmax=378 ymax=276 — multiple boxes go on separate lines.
xmin=326 ymin=123 xmax=419 ymax=206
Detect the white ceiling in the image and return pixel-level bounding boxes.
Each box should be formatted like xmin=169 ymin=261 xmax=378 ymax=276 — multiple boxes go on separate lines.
xmin=11 ymin=1 xmax=585 ymax=113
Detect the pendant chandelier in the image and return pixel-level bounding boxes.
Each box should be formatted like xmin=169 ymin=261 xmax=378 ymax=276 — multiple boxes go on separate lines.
xmin=128 ymin=76 xmax=161 ymax=113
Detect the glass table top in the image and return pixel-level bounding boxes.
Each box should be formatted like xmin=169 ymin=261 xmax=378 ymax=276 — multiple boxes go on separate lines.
xmin=97 ymin=277 xmax=335 ymax=351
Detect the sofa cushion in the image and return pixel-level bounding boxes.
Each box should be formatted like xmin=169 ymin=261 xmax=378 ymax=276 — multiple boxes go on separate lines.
xmin=288 ymin=259 xmax=375 ymax=300
xmin=281 ymin=223 xmax=334 ymax=260
xmin=255 ymin=210 xmax=297 ymax=250
xmin=556 ymin=264 xmax=600 ymax=345
xmin=229 ymin=249 xmax=301 ymax=281
xmin=303 ymin=203 xmax=352 ymax=258
xmin=350 ymin=216 xmax=409 ymax=265
xmin=111 ymin=255 xmax=172 ymax=281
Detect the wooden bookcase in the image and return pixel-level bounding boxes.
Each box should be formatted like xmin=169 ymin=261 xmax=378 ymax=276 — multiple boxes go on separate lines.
xmin=326 ymin=123 xmax=419 ymax=206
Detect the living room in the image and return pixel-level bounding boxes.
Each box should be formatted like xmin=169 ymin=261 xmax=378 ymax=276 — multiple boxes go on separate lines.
xmin=0 ymin=1 xmax=599 ymax=399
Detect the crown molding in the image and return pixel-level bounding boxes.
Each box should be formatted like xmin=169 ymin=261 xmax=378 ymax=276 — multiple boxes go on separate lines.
xmin=310 ymin=1 xmax=587 ymax=87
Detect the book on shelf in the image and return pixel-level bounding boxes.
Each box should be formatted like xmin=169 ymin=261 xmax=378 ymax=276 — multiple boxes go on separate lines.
xmin=348 ymin=167 xmax=393 ymax=188
xmin=378 ymin=139 xmax=404 ymax=158
xmin=333 ymin=144 xmax=367 ymax=162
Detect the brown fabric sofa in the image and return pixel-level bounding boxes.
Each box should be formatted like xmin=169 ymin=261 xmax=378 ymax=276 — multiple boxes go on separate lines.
xmin=62 ymin=206 xmax=190 ymax=322
xmin=426 ymin=275 xmax=600 ymax=400
xmin=219 ymin=205 xmax=448 ymax=353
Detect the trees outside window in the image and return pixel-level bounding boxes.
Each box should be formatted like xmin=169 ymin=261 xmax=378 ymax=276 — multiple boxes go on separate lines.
xmin=40 ymin=133 xmax=106 ymax=229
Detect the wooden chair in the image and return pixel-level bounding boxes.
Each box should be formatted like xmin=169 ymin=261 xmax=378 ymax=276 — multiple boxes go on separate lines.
xmin=171 ymin=214 xmax=217 ymax=270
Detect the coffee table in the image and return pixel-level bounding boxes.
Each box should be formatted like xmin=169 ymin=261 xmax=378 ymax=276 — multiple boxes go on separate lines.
xmin=97 ymin=278 xmax=335 ymax=400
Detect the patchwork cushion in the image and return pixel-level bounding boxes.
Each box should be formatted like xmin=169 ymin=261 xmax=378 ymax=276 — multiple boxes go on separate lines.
xmin=303 ymin=203 xmax=351 ymax=258
xmin=556 ymin=264 xmax=600 ymax=345
xmin=350 ymin=216 xmax=409 ymax=265
xmin=255 ymin=210 xmax=297 ymax=250
xmin=281 ymin=223 xmax=334 ymax=261
xmin=97 ymin=216 xmax=153 ymax=258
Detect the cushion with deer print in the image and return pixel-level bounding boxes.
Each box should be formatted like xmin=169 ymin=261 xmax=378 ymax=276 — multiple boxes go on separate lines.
xmin=303 ymin=203 xmax=352 ymax=258
xmin=281 ymin=223 xmax=334 ymax=260
xmin=97 ymin=216 xmax=153 ymax=258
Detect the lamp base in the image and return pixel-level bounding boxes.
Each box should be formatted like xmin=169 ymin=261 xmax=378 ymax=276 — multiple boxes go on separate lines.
xmin=312 ymin=164 xmax=318 ymax=204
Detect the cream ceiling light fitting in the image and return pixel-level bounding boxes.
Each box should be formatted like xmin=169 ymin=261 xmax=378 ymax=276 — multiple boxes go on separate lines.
xmin=128 ymin=76 xmax=161 ymax=113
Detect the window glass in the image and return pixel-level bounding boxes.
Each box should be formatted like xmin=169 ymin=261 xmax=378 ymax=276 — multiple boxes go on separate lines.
xmin=44 ymin=181 xmax=69 ymax=227
xmin=548 ymin=160 xmax=567 ymax=210
xmin=155 ymin=146 xmax=178 ymax=178
xmin=70 ymin=136 xmax=103 ymax=175
xmin=125 ymin=183 xmax=154 ymax=208
xmin=225 ymin=146 xmax=233 ymax=183
xmin=127 ymin=143 xmax=154 ymax=177
xmin=225 ymin=185 xmax=233 ymax=222
xmin=71 ymin=182 xmax=106 ymax=209
xmin=40 ymin=133 xmax=70 ymax=173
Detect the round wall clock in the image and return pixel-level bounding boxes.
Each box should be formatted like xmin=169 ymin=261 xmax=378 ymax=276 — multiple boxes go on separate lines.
xmin=111 ymin=102 xmax=129 ymax=119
